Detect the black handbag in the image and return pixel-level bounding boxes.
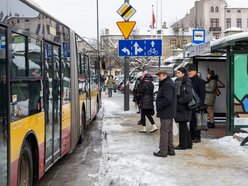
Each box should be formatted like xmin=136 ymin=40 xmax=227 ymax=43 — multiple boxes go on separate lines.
xmin=188 ymin=89 xmax=201 ymax=110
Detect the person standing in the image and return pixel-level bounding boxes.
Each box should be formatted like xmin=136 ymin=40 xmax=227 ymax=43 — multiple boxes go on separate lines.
xmin=174 ymin=67 xmax=193 ymax=150
xmin=138 ymin=73 xmax=158 ymax=133
xmin=187 ymin=64 xmax=206 ymax=143
xmin=132 ymin=72 xmax=143 ymax=114
xmin=153 ymin=70 xmax=176 ymax=157
xmin=205 ymin=70 xmax=218 ymax=128
xmin=100 ymin=74 xmax=106 ymax=91
xmin=106 ymin=75 xmax=115 ymax=98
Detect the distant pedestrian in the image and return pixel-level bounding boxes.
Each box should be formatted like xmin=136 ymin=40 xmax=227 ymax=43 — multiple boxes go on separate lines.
xmin=138 ymin=73 xmax=158 ymax=133
xmin=100 ymin=74 xmax=106 ymax=90
xmin=174 ymin=67 xmax=193 ymax=150
xmin=153 ymin=70 xmax=176 ymax=157
xmin=187 ymin=64 xmax=206 ymax=143
xmin=106 ymin=75 xmax=115 ymax=98
xmin=132 ymin=72 xmax=143 ymax=115
xmin=205 ymin=70 xmax=218 ymax=128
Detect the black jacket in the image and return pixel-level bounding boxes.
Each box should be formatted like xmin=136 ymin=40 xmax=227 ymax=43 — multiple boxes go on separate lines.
xmin=190 ymin=75 xmax=206 ymax=107
xmin=156 ymin=77 xmax=176 ymax=119
xmin=175 ymin=76 xmax=193 ymax=122
xmin=139 ymin=80 xmax=154 ymax=109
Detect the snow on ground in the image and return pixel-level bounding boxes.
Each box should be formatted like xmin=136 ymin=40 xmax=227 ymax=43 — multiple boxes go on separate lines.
xmin=97 ymin=93 xmax=248 ymax=186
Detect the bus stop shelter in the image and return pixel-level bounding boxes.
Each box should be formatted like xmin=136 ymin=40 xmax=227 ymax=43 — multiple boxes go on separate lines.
xmin=186 ymin=32 xmax=248 ymax=138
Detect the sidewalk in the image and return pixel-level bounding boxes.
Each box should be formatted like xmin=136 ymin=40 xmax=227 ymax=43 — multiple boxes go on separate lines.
xmin=97 ymin=92 xmax=248 ymax=186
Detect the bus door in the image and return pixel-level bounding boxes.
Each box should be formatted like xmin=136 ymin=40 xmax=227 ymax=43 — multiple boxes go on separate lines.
xmin=0 ymin=26 xmax=8 ymax=186
xmin=84 ymin=55 xmax=91 ymax=124
xmin=44 ymin=42 xmax=61 ymax=169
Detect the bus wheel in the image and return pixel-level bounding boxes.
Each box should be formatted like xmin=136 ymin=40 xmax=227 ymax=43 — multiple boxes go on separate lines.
xmin=18 ymin=141 xmax=33 ymax=186
xmin=78 ymin=112 xmax=86 ymax=144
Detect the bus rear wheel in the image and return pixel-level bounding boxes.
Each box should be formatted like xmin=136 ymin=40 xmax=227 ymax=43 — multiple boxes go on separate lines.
xmin=18 ymin=141 xmax=33 ymax=186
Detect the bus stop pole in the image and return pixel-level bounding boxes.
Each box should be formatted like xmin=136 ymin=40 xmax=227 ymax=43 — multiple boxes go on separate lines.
xmin=124 ymin=0 xmax=130 ymax=111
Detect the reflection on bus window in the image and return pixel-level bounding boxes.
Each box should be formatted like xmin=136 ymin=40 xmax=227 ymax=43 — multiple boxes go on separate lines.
xmin=12 ymin=33 xmax=42 ymax=78
xmin=29 ymin=38 xmax=41 ymax=77
xmin=10 ymin=81 xmax=42 ymax=121
xmin=12 ymin=33 xmax=26 ymax=77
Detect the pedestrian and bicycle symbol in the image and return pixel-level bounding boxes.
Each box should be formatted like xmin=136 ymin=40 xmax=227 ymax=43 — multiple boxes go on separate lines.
xmin=118 ymin=39 xmax=162 ymax=57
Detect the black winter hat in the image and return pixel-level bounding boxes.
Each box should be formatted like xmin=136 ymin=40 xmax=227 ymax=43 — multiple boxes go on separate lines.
xmin=208 ymin=70 xmax=215 ymax=76
xmin=144 ymin=73 xmax=153 ymax=81
xmin=187 ymin=64 xmax=197 ymax=71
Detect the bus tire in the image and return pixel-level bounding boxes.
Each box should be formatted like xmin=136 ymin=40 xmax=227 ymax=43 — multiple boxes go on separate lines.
xmin=18 ymin=141 xmax=33 ymax=186
xmin=78 ymin=111 xmax=86 ymax=144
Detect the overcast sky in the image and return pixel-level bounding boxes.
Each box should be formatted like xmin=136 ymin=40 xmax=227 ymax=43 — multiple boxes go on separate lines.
xmin=32 ymin=0 xmax=248 ymax=40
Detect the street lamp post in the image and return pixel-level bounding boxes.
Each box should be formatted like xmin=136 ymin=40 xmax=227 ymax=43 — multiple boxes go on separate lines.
xmin=96 ymin=0 xmax=100 ymax=67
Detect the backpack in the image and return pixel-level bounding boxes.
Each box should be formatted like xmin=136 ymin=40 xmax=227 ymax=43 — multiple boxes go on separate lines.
xmin=188 ymin=89 xmax=201 ymax=110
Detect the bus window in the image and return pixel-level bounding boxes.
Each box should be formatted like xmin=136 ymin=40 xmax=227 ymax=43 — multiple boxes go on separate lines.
xmin=10 ymin=81 xmax=42 ymax=121
xmin=0 ymin=26 xmax=7 ymax=186
xmin=62 ymin=43 xmax=71 ymax=103
xmin=28 ymin=38 xmax=42 ymax=77
xmin=11 ymin=33 xmax=26 ymax=77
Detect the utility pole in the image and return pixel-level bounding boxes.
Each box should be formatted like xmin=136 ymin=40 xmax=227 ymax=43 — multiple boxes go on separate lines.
xmin=96 ymin=0 xmax=100 ymax=69
xmin=124 ymin=0 xmax=130 ymax=111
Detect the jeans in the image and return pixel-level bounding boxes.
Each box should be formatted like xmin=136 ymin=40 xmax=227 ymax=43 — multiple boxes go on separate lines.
xmin=108 ymin=88 xmax=113 ymax=97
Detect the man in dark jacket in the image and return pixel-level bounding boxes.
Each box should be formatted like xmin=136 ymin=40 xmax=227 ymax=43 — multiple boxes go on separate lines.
xmin=187 ymin=64 xmax=206 ymax=143
xmin=153 ymin=70 xmax=177 ymax=157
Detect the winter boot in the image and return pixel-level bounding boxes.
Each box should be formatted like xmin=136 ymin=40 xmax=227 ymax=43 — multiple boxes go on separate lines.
xmin=168 ymin=150 xmax=176 ymax=156
xmin=139 ymin=126 xmax=147 ymax=133
xmin=150 ymin=124 xmax=158 ymax=133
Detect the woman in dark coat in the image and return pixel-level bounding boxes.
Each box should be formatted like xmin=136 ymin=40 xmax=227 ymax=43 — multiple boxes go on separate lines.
xmin=138 ymin=73 xmax=158 ymax=133
xmin=175 ymin=67 xmax=193 ymax=150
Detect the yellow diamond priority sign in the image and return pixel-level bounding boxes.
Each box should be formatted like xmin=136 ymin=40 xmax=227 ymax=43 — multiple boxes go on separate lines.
xmin=116 ymin=21 xmax=136 ymax=39
xmin=117 ymin=2 xmax=136 ymax=21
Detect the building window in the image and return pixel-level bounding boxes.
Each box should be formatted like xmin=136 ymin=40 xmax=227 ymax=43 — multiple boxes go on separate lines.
xmin=210 ymin=18 xmax=219 ymax=27
xmin=227 ymin=10 xmax=230 ymax=13
xmin=170 ymin=40 xmax=176 ymax=49
xmin=237 ymin=10 xmax=241 ymax=13
xmin=237 ymin=18 xmax=242 ymax=28
xmin=213 ymin=33 xmax=219 ymax=39
xmin=211 ymin=6 xmax=214 ymax=12
xmin=226 ymin=18 xmax=231 ymax=29
xmin=215 ymin=6 xmax=219 ymax=13
xmin=181 ymin=40 xmax=187 ymax=47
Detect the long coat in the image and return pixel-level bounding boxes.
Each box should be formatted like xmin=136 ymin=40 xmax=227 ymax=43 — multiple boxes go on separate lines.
xmin=175 ymin=76 xmax=193 ymax=122
xmin=190 ymin=75 xmax=206 ymax=107
xmin=139 ymin=80 xmax=154 ymax=110
xmin=156 ymin=76 xmax=176 ymax=119
xmin=204 ymin=76 xmax=218 ymax=106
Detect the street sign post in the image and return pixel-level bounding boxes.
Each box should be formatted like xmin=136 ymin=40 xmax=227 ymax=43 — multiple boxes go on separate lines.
xmin=118 ymin=39 xmax=162 ymax=57
xmin=117 ymin=0 xmax=136 ymax=111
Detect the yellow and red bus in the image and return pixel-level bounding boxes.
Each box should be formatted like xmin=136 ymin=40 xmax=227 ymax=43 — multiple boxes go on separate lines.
xmin=0 ymin=0 xmax=102 ymax=185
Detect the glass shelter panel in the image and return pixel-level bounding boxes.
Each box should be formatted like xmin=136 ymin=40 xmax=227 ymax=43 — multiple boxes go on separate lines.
xmin=0 ymin=26 xmax=7 ymax=186
xmin=233 ymin=54 xmax=248 ymax=127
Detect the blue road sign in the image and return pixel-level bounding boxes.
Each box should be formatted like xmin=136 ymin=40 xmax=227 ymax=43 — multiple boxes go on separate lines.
xmin=192 ymin=30 xmax=205 ymax=44
xmin=118 ymin=39 xmax=162 ymax=57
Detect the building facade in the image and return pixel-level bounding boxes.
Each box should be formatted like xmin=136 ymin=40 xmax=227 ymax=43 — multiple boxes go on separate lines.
xmin=175 ymin=0 xmax=248 ymax=40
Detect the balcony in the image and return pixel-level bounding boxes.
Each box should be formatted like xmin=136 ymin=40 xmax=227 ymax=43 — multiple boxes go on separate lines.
xmin=209 ymin=27 xmax=222 ymax=32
